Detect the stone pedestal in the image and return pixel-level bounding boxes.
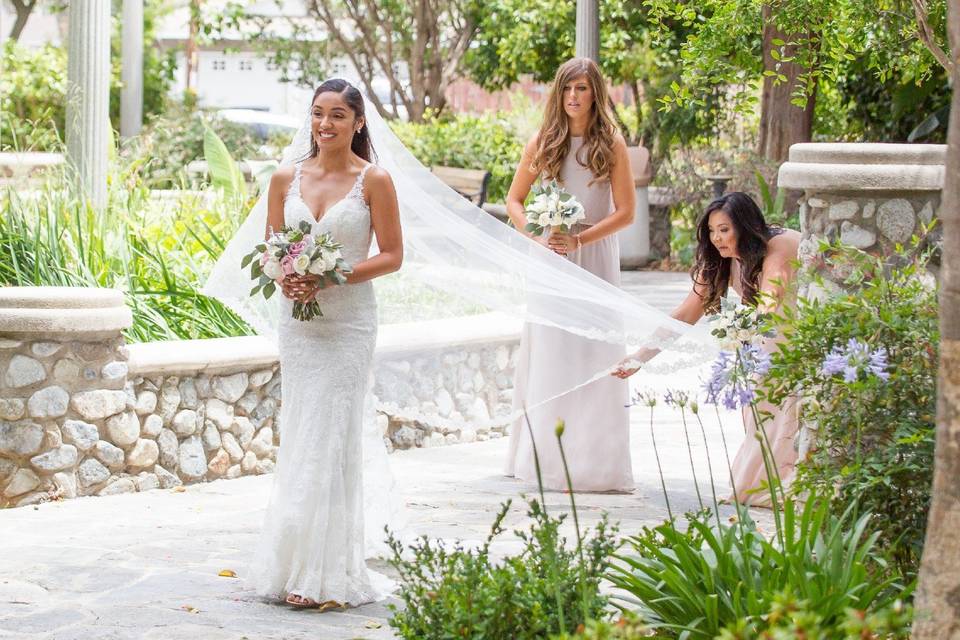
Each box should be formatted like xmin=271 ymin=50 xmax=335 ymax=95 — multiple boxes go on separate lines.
xmin=619 ymin=145 xmax=653 ymax=269
xmin=778 ymin=143 xmax=945 ymax=299
xmin=0 ymin=288 xmax=132 ymax=507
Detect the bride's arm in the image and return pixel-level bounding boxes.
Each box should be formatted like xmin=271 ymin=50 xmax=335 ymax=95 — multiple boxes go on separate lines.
xmin=265 ymin=166 xmax=294 ymax=240
xmin=345 ymin=167 xmax=403 ymax=284
xmin=505 ymin=137 xmax=540 ymax=236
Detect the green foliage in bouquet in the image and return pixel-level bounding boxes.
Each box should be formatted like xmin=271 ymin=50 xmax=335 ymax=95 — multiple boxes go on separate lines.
xmin=764 ymin=240 xmax=938 ymax=576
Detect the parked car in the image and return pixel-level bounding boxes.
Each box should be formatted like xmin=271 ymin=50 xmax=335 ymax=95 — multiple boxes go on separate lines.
xmin=214 ymin=108 xmax=300 ymax=142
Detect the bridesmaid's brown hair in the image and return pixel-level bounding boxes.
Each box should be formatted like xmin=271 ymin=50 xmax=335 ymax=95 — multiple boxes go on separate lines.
xmin=531 ymin=58 xmax=619 ymax=185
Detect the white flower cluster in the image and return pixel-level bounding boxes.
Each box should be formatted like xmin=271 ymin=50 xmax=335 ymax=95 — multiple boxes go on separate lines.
xmin=707 ymin=300 xmax=773 ymax=351
xmin=523 ymin=180 xmax=586 ymax=236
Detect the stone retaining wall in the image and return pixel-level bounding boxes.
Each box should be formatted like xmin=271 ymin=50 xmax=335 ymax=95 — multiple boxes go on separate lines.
xmin=0 ymin=287 xmax=520 ymax=508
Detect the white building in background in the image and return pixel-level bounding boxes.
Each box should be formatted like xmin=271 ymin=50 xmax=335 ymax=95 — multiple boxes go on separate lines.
xmin=1 ymin=0 xmax=377 ymax=119
xmin=156 ymin=0 xmax=323 ymax=117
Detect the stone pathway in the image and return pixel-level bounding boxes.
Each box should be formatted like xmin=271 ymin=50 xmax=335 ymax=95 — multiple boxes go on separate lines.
xmin=0 ymin=271 xmax=763 ymax=640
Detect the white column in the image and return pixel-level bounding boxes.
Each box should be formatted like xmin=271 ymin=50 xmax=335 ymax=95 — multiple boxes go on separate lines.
xmin=120 ymin=0 xmax=144 ymax=138
xmin=575 ymin=0 xmax=599 ymax=62
xmin=66 ymin=0 xmax=111 ymax=207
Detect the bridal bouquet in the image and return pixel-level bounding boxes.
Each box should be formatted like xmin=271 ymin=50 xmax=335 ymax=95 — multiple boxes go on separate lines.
xmin=240 ymin=220 xmax=352 ymax=321
xmin=523 ymin=180 xmax=586 ymax=237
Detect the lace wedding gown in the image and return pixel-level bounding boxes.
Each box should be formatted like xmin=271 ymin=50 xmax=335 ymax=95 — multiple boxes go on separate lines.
xmin=248 ymin=162 xmax=389 ymax=604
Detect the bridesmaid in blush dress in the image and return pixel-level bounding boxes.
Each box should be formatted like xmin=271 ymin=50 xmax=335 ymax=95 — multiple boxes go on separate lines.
xmin=614 ymin=192 xmax=801 ymax=506
xmin=504 ymin=58 xmax=637 ymax=493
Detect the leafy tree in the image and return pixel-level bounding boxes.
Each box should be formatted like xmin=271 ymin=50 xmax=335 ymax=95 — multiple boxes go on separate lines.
xmin=208 ymin=0 xmax=482 ymax=122
xmin=643 ymin=0 xmax=950 ymax=160
xmin=914 ymin=0 xmax=960 ymax=635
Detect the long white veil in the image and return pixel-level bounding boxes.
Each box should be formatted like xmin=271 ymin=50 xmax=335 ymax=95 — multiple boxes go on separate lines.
xmin=203 ymin=88 xmax=713 ymax=551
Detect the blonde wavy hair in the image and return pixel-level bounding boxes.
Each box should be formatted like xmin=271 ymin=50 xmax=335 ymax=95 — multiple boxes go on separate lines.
xmin=531 ymin=57 xmax=619 ymax=185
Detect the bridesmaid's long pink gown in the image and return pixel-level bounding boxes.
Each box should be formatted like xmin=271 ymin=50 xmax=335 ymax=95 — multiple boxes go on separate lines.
xmin=504 ymin=137 xmax=633 ymax=493
xmin=728 ymin=262 xmax=799 ymax=506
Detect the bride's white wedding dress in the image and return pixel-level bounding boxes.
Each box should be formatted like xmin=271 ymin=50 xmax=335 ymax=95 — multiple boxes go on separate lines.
xmin=248 ymin=161 xmax=389 ymax=604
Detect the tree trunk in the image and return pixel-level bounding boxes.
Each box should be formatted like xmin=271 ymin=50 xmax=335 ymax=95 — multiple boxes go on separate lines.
xmin=185 ymin=0 xmax=200 ymax=92
xmin=756 ymin=3 xmax=816 ymax=163
xmin=8 ymin=0 xmax=36 ymax=41
xmin=913 ymin=1 xmax=960 ymax=637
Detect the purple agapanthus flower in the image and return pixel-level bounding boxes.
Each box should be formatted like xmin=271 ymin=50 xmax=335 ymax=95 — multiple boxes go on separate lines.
xmin=820 ymin=338 xmax=890 ymax=383
xmin=664 ymin=389 xmax=690 ymax=408
xmin=702 ymin=345 xmax=770 ymax=410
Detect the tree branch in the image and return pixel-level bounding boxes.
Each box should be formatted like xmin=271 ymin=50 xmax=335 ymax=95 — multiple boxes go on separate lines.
xmin=911 ymin=0 xmax=954 ymax=73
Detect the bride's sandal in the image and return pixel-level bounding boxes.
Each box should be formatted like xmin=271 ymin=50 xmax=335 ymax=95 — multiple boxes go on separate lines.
xmin=317 ymin=600 xmax=347 ymax=612
xmin=285 ymin=593 xmax=319 ymax=609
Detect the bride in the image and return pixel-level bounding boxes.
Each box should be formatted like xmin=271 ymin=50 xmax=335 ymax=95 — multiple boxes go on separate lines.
xmin=250 ymin=78 xmax=401 ymax=608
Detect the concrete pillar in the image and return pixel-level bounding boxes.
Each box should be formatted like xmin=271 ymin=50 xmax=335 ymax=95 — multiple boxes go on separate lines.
xmin=120 ymin=0 xmax=144 ymax=139
xmin=619 ymin=146 xmax=653 ymax=268
xmin=575 ymin=0 xmax=599 ymax=62
xmin=66 ymin=0 xmax=111 ymax=207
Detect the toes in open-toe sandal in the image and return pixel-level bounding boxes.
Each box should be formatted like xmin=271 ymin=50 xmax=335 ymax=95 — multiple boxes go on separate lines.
xmin=285 ymin=593 xmax=318 ymax=609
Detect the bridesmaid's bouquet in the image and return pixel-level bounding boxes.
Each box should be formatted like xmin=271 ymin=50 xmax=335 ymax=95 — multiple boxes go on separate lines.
xmin=708 ymin=299 xmax=774 ymax=351
xmin=240 ymin=220 xmax=353 ymax=321
xmin=523 ymin=180 xmax=586 ymax=237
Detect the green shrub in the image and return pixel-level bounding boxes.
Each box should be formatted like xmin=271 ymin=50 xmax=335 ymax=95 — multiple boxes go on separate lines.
xmin=121 ymin=101 xmax=266 ymax=190
xmin=765 ymin=242 xmax=937 ymax=575
xmin=0 ymin=156 xmax=253 ymax=343
xmin=386 ymin=497 xmax=616 ymax=640
xmin=607 ymin=497 xmax=909 ymax=639
xmin=391 ymin=111 xmax=524 ymax=203
xmin=0 ymin=42 xmax=68 ymax=151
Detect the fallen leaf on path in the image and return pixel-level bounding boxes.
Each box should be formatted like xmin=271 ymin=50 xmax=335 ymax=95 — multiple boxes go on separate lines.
xmin=172 ymin=486 xmax=186 ymax=493
xmin=218 ymin=569 xmax=238 ymax=578
xmin=364 ymin=621 xmax=382 ymax=629
xmin=180 ymin=605 xmax=200 ymax=614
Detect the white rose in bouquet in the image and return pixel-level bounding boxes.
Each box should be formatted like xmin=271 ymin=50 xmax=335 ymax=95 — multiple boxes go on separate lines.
xmin=262 ymin=258 xmax=283 ymax=280
xmin=293 ymin=253 xmax=311 ymax=276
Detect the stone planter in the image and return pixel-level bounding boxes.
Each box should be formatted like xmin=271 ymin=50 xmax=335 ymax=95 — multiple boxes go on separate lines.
xmin=778 ymin=143 xmax=945 ymax=298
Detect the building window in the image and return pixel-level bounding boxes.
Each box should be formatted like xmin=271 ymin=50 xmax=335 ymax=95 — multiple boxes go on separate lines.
xmin=239 ymin=60 xmax=253 ymax=71
xmin=212 ymin=59 xmax=226 ymax=71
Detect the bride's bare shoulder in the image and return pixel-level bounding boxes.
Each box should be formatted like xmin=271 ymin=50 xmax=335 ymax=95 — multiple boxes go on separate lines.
xmin=268 ymin=164 xmax=296 ymax=193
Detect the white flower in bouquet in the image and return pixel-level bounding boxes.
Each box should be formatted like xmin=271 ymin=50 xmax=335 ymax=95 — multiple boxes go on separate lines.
xmin=292 ymin=253 xmax=311 ymax=276
xmin=262 ymin=258 xmax=283 ymax=281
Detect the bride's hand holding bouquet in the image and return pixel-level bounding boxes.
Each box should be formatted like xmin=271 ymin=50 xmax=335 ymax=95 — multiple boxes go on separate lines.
xmin=241 ymin=220 xmax=353 ymax=321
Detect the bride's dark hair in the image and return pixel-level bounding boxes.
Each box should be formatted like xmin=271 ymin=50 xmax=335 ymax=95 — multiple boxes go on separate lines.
xmin=307 ymin=78 xmax=377 ymax=162
xmin=693 ymin=192 xmax=781 ymax=313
